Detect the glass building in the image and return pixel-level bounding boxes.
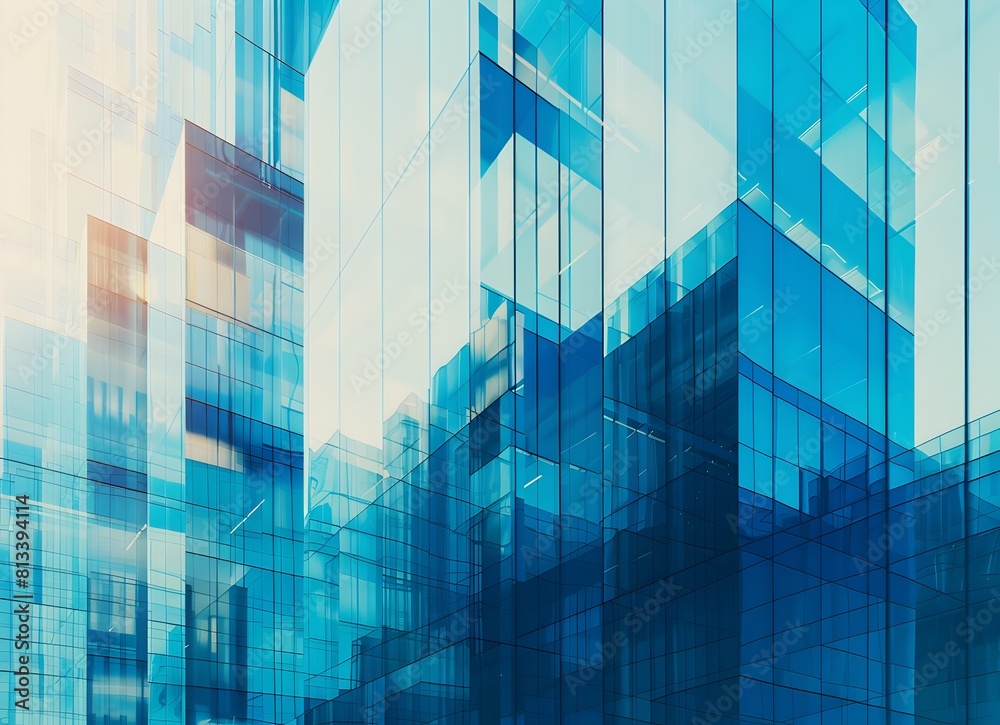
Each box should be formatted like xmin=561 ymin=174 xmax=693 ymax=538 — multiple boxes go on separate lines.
xmin=2 ymin=0 xmax=1000 ymax=723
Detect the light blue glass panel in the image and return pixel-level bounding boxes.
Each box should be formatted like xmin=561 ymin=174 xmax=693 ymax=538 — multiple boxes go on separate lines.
xmin=774 ymin=234 xmax=820 ymax=397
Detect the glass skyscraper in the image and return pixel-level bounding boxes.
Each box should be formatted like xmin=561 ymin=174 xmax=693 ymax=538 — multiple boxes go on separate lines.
xmin=2 ymin=0 xmax=999 ymax=723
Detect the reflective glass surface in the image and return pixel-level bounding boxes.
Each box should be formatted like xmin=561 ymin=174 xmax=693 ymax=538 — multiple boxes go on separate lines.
xmin=1 ymin=1 xmax=998 ymax=723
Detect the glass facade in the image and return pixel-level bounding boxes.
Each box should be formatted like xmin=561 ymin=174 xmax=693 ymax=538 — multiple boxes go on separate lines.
xmin=1 ymin=0 xmax=999 ymax=723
